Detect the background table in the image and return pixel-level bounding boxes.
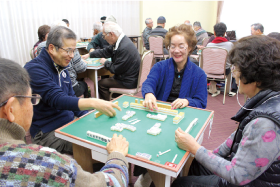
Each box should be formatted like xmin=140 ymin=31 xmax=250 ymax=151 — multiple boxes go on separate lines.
xmin=127 ymin=35 xmax=141 ymax=50
xmin=82 ymin=58 xmax=112 ymax=98
xmin=76 ymin=42 xmax=89 ymax=48
xmin=55 ymin=95 xmax=214 ymax=186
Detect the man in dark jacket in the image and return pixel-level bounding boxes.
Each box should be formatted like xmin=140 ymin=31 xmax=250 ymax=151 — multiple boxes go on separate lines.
xmin=149 ymin=16 xmax=168 ymax=54
xmin=84 ymin=21 xmax=141 ymax=101
xmin=24 ymin=26 xmax=120 ymax=154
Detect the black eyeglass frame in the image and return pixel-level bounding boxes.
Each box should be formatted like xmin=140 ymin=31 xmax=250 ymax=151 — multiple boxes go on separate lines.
xmin=0 ymin=94 xmax=42 ymax=108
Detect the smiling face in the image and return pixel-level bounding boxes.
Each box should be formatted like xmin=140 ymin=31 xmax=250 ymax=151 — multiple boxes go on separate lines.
xmin=169 ymin=34 xmax=191 ymax=66
xmin=49 ymin=39 xmax=76 ymax=67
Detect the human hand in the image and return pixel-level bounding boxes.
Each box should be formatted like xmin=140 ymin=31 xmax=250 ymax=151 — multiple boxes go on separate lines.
xmin=171 ymin=98 xmax=189 ymax=109
xmin=82 ymin=54 xmax=89 ymax=60
xmin=89 ymin=48 xmax=95 ymax=53
xmin=143 ymin=93 xmax=158 ymax=111
xmin=107 ymin=134 xmax=129 ymax=156
xmin=175 ymin=127 xmax=201 ymax=155
xmin=100 ymin=58 xmax=106 ymax=64
xmin=92 ymin=98 xmax=121 ymax=117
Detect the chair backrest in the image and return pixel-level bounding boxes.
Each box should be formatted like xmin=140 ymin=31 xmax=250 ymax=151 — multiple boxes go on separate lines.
xmin=149 ymin=36 xmax=164 ymax=56
xmin=30 ymin=48 xmax=35 ymax=59
xmin=136 ymin=50 xmax=154 ymax=91
xmin=141 ymin=33 xmax=146 ymax=51
xmin=202 ymin=37 xmax=210 ymax=47
xmin=201 ymin=47 xmax=228 ymax=79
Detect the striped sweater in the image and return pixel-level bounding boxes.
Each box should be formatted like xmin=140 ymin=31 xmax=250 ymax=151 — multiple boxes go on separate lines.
xmin=0 ymin=119 xmax=129 ymax=187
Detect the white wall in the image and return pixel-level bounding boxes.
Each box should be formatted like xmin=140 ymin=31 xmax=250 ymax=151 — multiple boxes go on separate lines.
xmin=0 ymin=0 xmax=140 ymax=66
xmin=140 ymin=1 xmax=218 ymax=34
xmin=221 ymin=1 xmax=280 ymax=39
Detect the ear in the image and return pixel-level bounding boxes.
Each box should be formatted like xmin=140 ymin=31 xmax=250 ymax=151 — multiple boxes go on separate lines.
xmin=2 ymin=97 xmax=17 ymax=123
xmin=48 ymin=44 xmax=57 ymax=55
xmin=214 ymin=31 xmax=217 ymax=37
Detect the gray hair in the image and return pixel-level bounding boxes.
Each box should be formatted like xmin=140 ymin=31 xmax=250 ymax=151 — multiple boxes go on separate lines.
xmin=46 ymin=26 xmax=76 ymax=50
xmin=145 ymin=18 xmax=152 ymax=25
xmin=251 ymin=23 xmax=264 ymax=33
xmin=193 ymin=21 xmax=201 ymax=28
xmin=93 ymin=22 xmax=102 ymax=32
xmin=0 ymin=58 xmax=30 ymax=104
xmin=103 ymin=21 xmax=122 ymax=37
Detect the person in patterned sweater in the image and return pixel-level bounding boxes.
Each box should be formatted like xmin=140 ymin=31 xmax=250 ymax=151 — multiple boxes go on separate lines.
xmin=0 ymin=58 xmax=129 ymax=186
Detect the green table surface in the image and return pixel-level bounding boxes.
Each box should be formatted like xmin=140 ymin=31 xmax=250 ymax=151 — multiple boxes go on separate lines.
xmin=76 ymin=42 xmax=89 ymax=47
xmin=59 ymin=95 xmax=213 ymax=166
xmin=85 ymin=58 xmax=112 ymax=66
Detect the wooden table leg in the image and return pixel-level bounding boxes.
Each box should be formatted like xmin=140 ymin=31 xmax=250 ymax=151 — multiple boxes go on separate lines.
xmin=73 ymin=143 xmax=98 ymax=173
xmin=148 ymin=169 xmax=167 ymax=187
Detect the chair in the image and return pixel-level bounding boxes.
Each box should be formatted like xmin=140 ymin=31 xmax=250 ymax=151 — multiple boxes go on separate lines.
xmin=202 ymin=37 xmax=210 ymax=47
xmin=149 ymin=36 xmax=169 ymax=62
xmin=30 ymin=48 xmax=35 ymax=59
xmin=141 ymin=33 xmax=147 ymax=52
xmin=201 ymin=47 xmax=229 ymax=104
xmin=109 ymin=51 xmax=154 ymax=100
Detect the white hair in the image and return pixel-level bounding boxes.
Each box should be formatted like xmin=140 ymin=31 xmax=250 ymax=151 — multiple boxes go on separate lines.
xmin=93 ymin=22 xmax=102 ymax=32
xmin=103 ymin=21 xmax=122 ymax=37
xmin=50 ymin=20 xmax=67 ymax=28
xmin=145 ymin=18 xmax=152 ymax=25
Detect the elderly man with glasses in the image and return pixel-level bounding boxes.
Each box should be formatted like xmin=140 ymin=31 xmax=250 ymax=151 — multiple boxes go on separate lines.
xmin=37 ymin=20 xmax=89 ymax=98
xmin=83 ymin=21 xmax=141 ymax=101
xmin=0 ymin=58 xmax=129 ymax=186
xmin=24 ymin=26 xmax=121 ymax=154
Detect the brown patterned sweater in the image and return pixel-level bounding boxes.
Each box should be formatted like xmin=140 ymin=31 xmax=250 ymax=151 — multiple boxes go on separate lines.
xmin=0 ymin=118 xmax=129 ymax=187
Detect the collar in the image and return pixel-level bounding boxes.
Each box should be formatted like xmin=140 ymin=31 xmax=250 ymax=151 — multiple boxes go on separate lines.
xmin=114 ymin=33 xmax=125 ymax=50
xmin=231 ymin=90 xmax=280 ymax=122
xmin=156 ymin=26 xmax=163 ymax=28
xmin=173 ymin=60 xmax=187 ymax=74
xmin=41 ymin=48 xmax=68 ymax=73
xmin=0 ymin=118 xmax=26 ymax=144
xmin=53 ymin=62 xmax=64 ymax=73
xmin=211 ymin=37 xmax=228 ymax=44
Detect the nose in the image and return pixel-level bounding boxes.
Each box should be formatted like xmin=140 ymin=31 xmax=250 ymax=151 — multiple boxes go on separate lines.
xmin=69 ymin=51 xmax=74 ymax=58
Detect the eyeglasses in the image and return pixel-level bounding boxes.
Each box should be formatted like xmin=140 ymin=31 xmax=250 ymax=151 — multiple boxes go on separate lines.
xmin=102 ymin=32 xmax=109 ymax=39
xmin=55 ymin=46 xmax=78 ymax=56
xmin=168 ymin=45 xmax=188 ymax=51
xmin=0 ymin=94 xmax=42 ymax=108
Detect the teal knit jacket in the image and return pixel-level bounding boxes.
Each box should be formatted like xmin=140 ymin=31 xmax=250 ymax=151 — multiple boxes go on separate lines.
xmin=142 ymin=57 xmax=207 ymax=109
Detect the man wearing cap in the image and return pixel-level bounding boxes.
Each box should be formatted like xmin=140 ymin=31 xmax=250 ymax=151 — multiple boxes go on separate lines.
xmin=150 ymin=16 xmax=168 ymax=54
xmin=87 ymin=16 xmax=117 ymax=52
xmin=142 ymin=18 xmax=153 ymax=50
xmin=83 ymin=21 xmax=141 ymax=101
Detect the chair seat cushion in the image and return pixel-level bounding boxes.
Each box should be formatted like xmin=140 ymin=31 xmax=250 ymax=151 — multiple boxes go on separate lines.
xmin=109 ymin=87 xmax=138 ymax=94
xmin=206 ymin=73 xmax=225 ymax=79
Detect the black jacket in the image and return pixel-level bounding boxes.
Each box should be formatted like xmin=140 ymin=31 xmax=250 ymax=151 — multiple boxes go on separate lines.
xmin=90 ymin=35 xmax=140 ymax=89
